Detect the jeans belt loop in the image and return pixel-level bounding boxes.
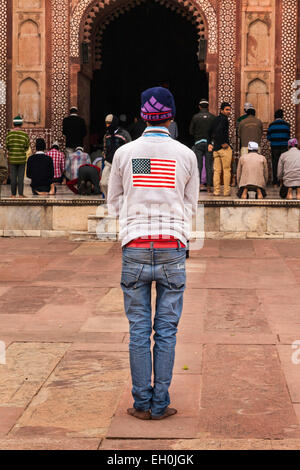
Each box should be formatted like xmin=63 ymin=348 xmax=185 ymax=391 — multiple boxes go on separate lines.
xmin=177 ymin=240 xmax=180 ymax=251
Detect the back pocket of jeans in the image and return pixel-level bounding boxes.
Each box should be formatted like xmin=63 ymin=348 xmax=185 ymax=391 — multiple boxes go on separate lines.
xmin=163 ymin=264 xmax=186 ymax=290
xmin=121 ymin=264 xmax=143 ymax=289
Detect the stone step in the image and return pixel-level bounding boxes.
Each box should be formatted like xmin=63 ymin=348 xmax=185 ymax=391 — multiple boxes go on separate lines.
xmin=69 ymin=231 xmax=118 ymax=242
xmin=88 ymin=215 xmax=119 ymax=234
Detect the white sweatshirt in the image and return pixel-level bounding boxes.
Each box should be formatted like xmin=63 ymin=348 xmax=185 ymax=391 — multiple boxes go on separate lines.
xmin=107 ymin=126 xmax=199 ymax=246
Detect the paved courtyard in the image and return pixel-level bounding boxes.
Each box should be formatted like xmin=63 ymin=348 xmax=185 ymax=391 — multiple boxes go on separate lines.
xmin=1 ymin=238 xmax=300 ymax=450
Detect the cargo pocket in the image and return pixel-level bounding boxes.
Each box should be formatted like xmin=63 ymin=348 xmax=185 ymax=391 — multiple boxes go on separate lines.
xmin=121 ymin=263 xmax=144 ymax=289
xmin=163 ymin=263 xmax=186 ymax=290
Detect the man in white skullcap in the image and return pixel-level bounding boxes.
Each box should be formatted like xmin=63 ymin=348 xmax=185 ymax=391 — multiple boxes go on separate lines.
xmin=237 ymin=141 xmax=268 ymax=199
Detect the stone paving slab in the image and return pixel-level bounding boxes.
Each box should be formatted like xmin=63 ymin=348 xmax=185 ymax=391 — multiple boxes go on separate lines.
xmin=80 ymin=315 xmax=129 ymax=333
xmin=0 ymin=407 xmax=25 ymax=436
xmin=198 ymin=344 xmax=300 ymax=439
xmin=107 ymin=417 xmax=199 ymax=439
xmin=114 ymin=374 xmax=202 ymax=419
xmin=10 ymin=351 xmax=129 ymax=439
xmin=276 ymin=346 xmax=300 ymax=403
xmin=68 ymin=343 xmax=129 ymax=352
xmin=100 ymin=439 xmax=182 ymax=450
xmin=203 ymin=289 xmax=270 ymax=334
xmin=0 ymin=342 xmax=69 ymax=408
xmin=0 ymin=438 xmax=101 ymax=450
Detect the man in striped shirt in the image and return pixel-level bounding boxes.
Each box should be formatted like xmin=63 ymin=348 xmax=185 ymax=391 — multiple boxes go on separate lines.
xmin=6 ymin=115 xmax=30 ymax=197
xmin=46 ymin=142 xmax=66 ymax=184
xmin=267 ymin=109 xmax=291 ymax=187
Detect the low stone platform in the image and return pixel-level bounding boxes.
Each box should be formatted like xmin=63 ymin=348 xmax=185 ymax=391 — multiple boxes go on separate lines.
xmin=1 ymin=184 xmax=300 ymax=239
xmin=1 ymin=238 xmax=300 ymax=450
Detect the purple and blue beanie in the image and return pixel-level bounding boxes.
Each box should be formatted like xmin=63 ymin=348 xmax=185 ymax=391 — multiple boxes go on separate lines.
xmin=288 ymin=138 xmax=298 ymax=147
xmin=141 ymin=87 xmax=176 ymax=122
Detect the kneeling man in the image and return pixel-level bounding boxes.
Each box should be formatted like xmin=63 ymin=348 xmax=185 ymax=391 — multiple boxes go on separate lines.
xmin=67 ymin=164 xmax=101 ymax=195
xmin=278 ymin=138 xmax=300 ymax=200
xmin=27 ymin=139 xmax=56 ymax=195
xmin=237 ymin=141 xmax=268 ymax=199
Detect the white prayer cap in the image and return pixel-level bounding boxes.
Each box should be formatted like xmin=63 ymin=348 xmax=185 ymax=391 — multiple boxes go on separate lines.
xmin=248 ymin=141 xmax=259 ymax=151
xmin=244 ymin=102 xmax=254 ymax=111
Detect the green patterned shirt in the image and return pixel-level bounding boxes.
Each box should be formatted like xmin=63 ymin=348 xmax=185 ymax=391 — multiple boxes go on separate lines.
xmin=6 ymin=129 xmax=30 ymax=165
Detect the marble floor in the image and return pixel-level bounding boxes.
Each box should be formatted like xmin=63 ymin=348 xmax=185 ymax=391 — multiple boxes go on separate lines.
xmin=0 ymin=238 xmax=300 ymax=450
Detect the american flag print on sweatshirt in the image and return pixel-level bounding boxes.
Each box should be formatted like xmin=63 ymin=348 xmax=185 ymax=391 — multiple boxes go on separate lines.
xmin=132 ymin=158 xmax=176 ymax=189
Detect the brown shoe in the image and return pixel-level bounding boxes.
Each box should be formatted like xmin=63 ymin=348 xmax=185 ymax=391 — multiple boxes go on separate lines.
xmin=127 ymin=408 xmax=151 ymax=420
xmin=151 ymin=407 xmax=178 ymax=420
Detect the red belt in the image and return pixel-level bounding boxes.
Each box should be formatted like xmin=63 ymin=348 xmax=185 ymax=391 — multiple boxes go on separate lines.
xmin=126 ymin=239 xmax=186 ymax=249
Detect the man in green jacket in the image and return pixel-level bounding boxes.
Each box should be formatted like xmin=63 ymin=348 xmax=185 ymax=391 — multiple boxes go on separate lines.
xmin=6 ymin=115 xmax=30 ymax=198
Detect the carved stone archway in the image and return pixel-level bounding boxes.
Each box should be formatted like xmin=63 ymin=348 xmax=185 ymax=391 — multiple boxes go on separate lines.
xmin=71 ymin=0 xmax=218 ymax=58
xmin=69 ymin=0 xmax=219 ymax=118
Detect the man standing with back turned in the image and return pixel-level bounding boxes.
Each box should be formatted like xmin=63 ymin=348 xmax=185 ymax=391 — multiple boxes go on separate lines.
xmin=108 ymin=87 xmax=199 ymax=420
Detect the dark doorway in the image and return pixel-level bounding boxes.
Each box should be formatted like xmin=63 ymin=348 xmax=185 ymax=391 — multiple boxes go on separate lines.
xmin=90 ymin=1 xmax=208 ymax=146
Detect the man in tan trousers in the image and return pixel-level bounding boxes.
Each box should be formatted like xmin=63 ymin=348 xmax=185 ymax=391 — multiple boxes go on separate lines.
xmin=211 ymin=102 xmax=232 ymax=197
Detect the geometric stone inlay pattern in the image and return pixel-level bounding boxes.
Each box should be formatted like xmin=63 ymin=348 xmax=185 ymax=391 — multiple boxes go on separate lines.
xmin=70 ymin=0 xmax=218 ymax=57
xmin=51 ymin=0 xmax=69 ymax=143
xmin=218 ymin=0 xmax=236 ymax=139
xmin=0 ymin=0 xmax=7 ymax=147
xmin=281 ymin=0 xmax=297 ymax=136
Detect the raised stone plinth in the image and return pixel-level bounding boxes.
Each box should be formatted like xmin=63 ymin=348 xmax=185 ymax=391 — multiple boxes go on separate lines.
xmin=1 ymin=184 xmax=300 ymax=239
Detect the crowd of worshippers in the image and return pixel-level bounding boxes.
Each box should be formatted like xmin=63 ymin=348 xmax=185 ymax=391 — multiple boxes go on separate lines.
xmin=189 ymin=99 xmax=300 ymax=199
xmin=1 ymin=109 xmax=133 ymax=197
xmin=1 ymin=102 xmax=300 ymax=200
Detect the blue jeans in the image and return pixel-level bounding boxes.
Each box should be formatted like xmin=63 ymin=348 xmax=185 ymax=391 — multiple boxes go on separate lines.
xmin=121 ymin=245 xmax=186 ymax=416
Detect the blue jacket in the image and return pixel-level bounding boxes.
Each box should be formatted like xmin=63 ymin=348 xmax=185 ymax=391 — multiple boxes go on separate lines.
xmin=267 ymin=119 xmax=290 ymax=148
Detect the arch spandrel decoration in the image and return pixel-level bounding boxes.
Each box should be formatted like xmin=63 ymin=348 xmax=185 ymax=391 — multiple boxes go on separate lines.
xmin=70 ymin=0 xmax=218 ymax=58
xmin=281 ymin=0 xmax=297 ymax=136
xmin=0 ymin=0 xmax=7 ymax=146
xmin=51 ymin=0 xmax=69 ymax=141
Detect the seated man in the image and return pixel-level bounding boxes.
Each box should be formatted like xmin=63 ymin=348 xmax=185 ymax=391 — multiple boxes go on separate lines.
xmin=67 ymin=164 xmax=101 ymax=195
xmin=237 ymin=141 xmax=268 ymax=199
xmin=27 ymin=138 xmax=55 ymax=195
xmin=278 ymin=138 xmax=300 ymax=200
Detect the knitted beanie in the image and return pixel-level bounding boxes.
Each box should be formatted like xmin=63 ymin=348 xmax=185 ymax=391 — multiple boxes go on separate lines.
xmin=288 ymin=138 xmax=298 ymax=147
xmin=141 ymin=87 xmax=176 ymax=122
xmin=13 ymin=115 xmax=23 ymax=126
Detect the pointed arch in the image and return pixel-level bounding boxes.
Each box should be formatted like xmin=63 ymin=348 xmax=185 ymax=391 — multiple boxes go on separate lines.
xmin=70 ymin=0 xmax=217 ymax=57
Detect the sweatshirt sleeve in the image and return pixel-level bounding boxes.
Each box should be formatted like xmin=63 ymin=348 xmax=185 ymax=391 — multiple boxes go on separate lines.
xmin=184 ymin=151 xmax=199 ymax=217
xmin=107 ymin=151 xmax=124 ymax=217
xmin=277 ymin=155 xmax=284 ymax=181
